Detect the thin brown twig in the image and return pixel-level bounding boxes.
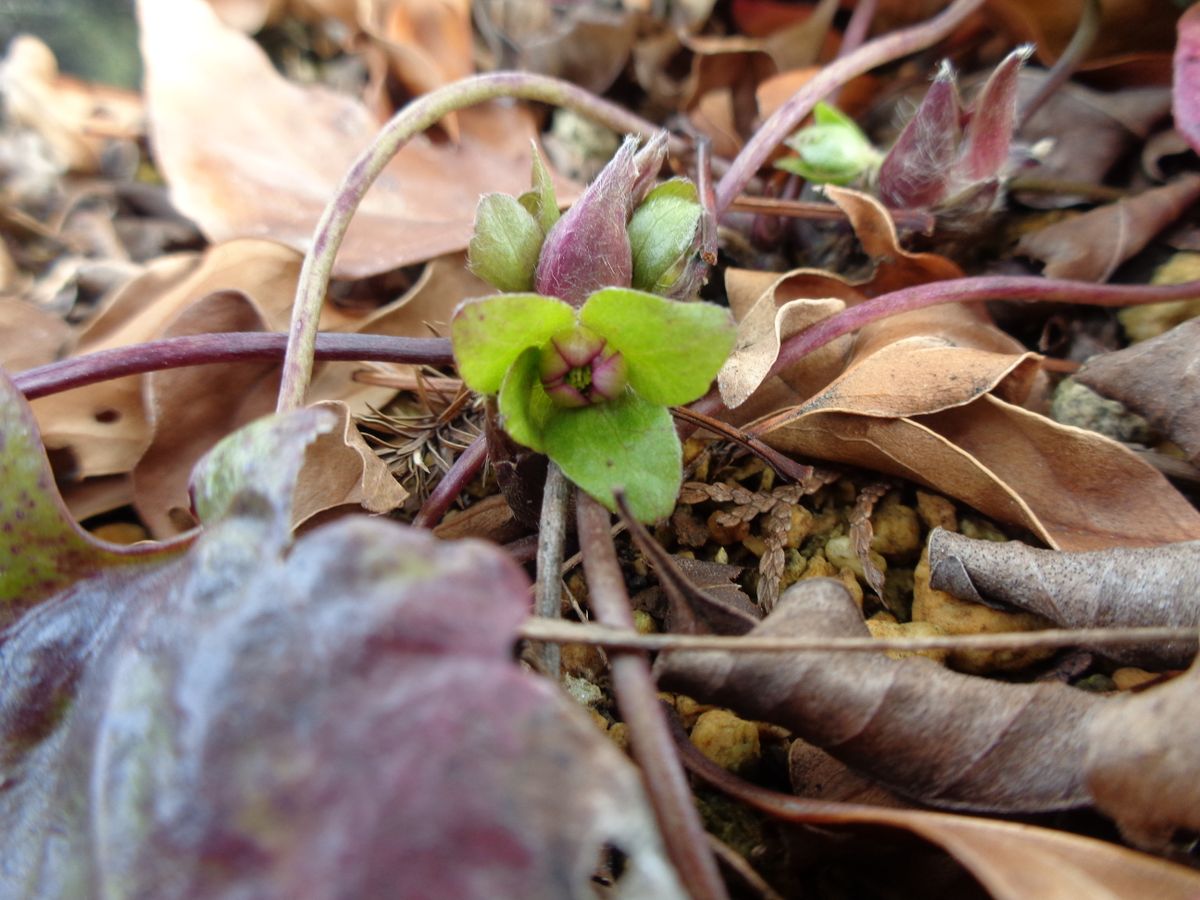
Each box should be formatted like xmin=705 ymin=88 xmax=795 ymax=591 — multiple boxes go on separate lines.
xmin=518 ymin=618 xmax=1198 ymax=656
xmin=412 ymin=432 xmax=487 ymax=529
xmin=576 ymin=491 xmax=730 ymax=900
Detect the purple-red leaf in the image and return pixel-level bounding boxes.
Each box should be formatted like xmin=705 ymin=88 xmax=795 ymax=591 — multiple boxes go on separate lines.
xmin=877 ymin=63 xmax=962 ymax=209
xmin=1173 ymin=3 xmax=1200 ymax=156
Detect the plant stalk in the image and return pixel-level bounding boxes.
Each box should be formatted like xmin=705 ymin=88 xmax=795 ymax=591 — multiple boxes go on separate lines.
xmin=531 ymin=461 xmax=571 ymax=678
xmin=412 ymin=432 xmax=488 ymax=529
xmin=576 ymin=491 xmax=730 ymax=900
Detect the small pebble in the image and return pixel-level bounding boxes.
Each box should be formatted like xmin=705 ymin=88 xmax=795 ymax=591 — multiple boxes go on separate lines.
xmin=561 ymin=643 xmax=606 ymax=681
xmin=632 ymin=609 xmax=657 ymax=635
xmin=825 ymin=534 xmax=887 ymax=582
xmin=915 ymin=491 xmax=958 ymax=532
xmin=690 ymin=709 xmax=761 ymax=773
xmin=1112 ymin=667 xmax=1159 ymax=691
xmin=708 ymin=510 xmax=750 ymax=545
xmin=91 ymin=522 xmax=149 ymax=544
xmin=870 ymin=496 xmax=921 ymax=558
xmin=866 ymin=614 xmax=949 ymax=663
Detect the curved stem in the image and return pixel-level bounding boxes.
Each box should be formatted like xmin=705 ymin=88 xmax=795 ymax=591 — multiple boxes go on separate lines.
xmin=412 ymin=432 xmax=488 ymax=529
xmin=277 ymin=73 xmax=673 ymax=414
xmin=576 ymin=492 xmax=730 ymax=900
xmin=14 ymin=332 xmax=452 ymax=401
xmin=714 ymin=0 xmax=984 ymax=215
xmin=1017 ymin=0 xmax=1100 ymax=132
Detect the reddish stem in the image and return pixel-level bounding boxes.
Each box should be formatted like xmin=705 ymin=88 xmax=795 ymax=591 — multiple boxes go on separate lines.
xmin=13 ymin=332 xmax=453 ymax=401
xmin=576 ymin=492 xmax=730 ymax=900
xmin=412 ymin=432 xmax=488 ymax=530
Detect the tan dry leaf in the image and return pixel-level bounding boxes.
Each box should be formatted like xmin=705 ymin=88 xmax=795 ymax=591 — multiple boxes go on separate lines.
xmin=1017 ymin=174 xmax=1200 ymax=281
xmin=0 ymin=299 xmax=70 ymax=372
xmin=755 ymin=393 xmax=1200 ymax=551
xmin=0 ymin=36 xmax=143 ymax=174
xmin=928 ymin=529 xmax=1200 ymax=668
xmin=985 ymin=0 xmax=1179 ymax=64
xmin=1075 ymin=317 xmax=1200 ymax=463
xmin=138 ymin=0 xmax=568 ymax=278
xmin=358 ymin=0 xmax=474 ymax=99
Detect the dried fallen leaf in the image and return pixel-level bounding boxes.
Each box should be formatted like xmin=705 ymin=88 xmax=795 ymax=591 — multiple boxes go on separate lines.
xmin=1074 ymin=317 xmax=1200 ymax=463
xmin=927 ymin=529 xmax=1200 ymax=667
xmin=1016 ymin=175 xmax=1200 ymax=281
xmin=657 ymin=576 xmax=1200 ymax=848
xmin=360 ymin=0 xmax=475 ymax=98
xmin=986 ymin=0 xmax=1179 ymax=64
xmin=139 ymin=0 xmax=570 ymax=278
xmin=0 ymin=299 xmax=69 ymax=373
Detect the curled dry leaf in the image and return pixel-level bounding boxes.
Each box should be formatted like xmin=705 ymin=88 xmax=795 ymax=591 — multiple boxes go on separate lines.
xmin=684 ymin=735 xmax=1200 ymax=900
xmin=0 ymin=387 xmax=684 ymax=898
xmin=138 ymin=0 xmax=569 ymax=278
xmin=1016 ymin=174 xmax=1200 ymax=282
xmin=657 ymin=576 xmax=1200 ymax=848
xmin=718 ymin=187 xmax=965 ymax=411
xmin=360 ymin=0 xmax=475 ymax=99
xmin=927 ymin=529 xmax=1200 ymax=668
xmin=1074 ymin=316 xmax=1200 ymax=463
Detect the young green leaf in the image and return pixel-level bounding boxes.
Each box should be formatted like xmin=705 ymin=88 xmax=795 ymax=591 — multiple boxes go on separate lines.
xmin=497 ymin=346 xmax=550 ymax=453
xmin=451 ymin=293 xmax=575 ymax=394
xmin=518 ymin=144 xmax=561 ymax=235
xmin=468 ymin=193 xmax=546 ymax=293
xmin=543 ymin=391 xmax=681 ymax=522
xmin=579 ymin=288 xmax=736 ymax=406
xmin=778 ymin=102 xmax=881 ymax=186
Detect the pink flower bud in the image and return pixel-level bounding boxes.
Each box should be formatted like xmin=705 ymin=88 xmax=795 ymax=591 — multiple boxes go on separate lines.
xmin=534 ymin=133 xmax=668 ymax=307
xmin=538 ymin=326 xmax=628 ymax=408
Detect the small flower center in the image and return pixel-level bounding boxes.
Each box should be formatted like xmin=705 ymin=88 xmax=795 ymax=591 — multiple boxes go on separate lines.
xmin=566 ymin=366 xmax=592 ymax=392
xmin=538 ymin=325 xmax=628 ymax=409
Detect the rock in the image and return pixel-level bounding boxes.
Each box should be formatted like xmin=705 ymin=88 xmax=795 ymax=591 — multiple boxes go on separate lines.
xmin=690 ymin=709 xmax=761 ymax=773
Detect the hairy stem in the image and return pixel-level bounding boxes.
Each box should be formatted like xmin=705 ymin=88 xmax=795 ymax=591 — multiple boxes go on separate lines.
xmin=14 ymin=332 xmax=452 ymax=401
xmin=576 ymin=491 xmax=729 ymax=900
xmin=715 ymin=0 xmax=984 ymax=214
xmin=277 ymin=73 xmax=673 ymax=413
xmin=532 ymin=461 xmax=571 ymax=678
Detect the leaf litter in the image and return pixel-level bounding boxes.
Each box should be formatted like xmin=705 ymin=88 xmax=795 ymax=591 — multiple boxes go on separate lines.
xmin=4 ymin=0 xmax=1200 ymax=896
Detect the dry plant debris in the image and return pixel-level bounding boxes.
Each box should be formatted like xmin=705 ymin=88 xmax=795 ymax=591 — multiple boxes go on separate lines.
xmin=3 ymin=0 xmax=1200 ymax=896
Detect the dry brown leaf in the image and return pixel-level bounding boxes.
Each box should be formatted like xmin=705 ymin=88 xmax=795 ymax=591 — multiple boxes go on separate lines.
xmin=985 ymin=0 xmax=1179 ymax=64
xmin=139 ymin=0 xmax=570 ymax=278
xmin=756 ymin=393 xmax=1200 ymax=551
xmin=0 ymin=299 xmax=70 ymax=372
xmin=928 ymin=529 xmax=1200 ymax=668
xmin=0 ymin=35 xmax=143 ymax=174
xmin=1013 ymin=72 xmax=1172 ymax=209
xmin=658 ymin=576 xmax=1200 ymax=849
xmin=719 ymin=188 xmax=968 ymax=411
xmin=359 ymin=0 xmax=474 ymax=99
xmin=1017 ymin=175 xmax=1200 ymax=281
xmin=1075 ymin=317 xmax=1200 ymax=462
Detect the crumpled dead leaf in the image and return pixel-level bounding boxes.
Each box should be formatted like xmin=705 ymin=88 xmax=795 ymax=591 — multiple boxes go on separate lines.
xmin=1075 ymin=316 xmax=1200 ymax=462
xmin=718 ymin=187 xmax=965 ymax=410
xmin=927 ymin=528 xmax=1200 ymax=668
xmin=1017 ymin=174 xmax=1200 ymax=281
xmin=657 ymin=576 xmax=1200 ymax=850
xmin=139 ymin=0 xmax=570 ymax=278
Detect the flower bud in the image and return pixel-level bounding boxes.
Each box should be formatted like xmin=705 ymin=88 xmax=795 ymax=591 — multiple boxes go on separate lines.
xmin=777 ymin=103 xmax=881 ymax=186
xmin=467 ymin=193 xmax=545 ymax=293
xmin=534 ymin=133 xmax=668 ymax=307
xmin=628 ymin=178 xmax=707 ymax=299
xmin=538 ymin=325 xmax=628 ymax=408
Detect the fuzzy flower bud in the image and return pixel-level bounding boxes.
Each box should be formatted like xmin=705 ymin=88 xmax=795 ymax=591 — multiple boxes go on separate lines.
xmin=534 ymin=133 xmax=668 ymax=307
xmin=538 ymin=325 xmax=628 ymax=408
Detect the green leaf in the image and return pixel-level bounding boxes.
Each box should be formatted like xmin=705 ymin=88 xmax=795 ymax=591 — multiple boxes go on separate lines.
xmin=628 ymin=178 xmax=702 ymax=294
xmin=451 ymin=293 xmax=575 ymax=394
xmin=497 ymin=346 xmax=550 ymax=453
xmin=0 ymin=368 xmax=187 ymax=621
xmin=579 ymin=288 xmax=736 ymax=406
xmin=543 ymin=392 xmax=681 ymax=523
xmin=518 ymin=143 xmax=560 ymax=235
xmin=778 ymin=102 xmax=881 ymax=185
xmin=467 ymin=193 xmax=545 ymax=293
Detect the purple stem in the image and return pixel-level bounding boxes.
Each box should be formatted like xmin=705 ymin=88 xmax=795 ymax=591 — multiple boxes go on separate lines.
xmin=412 ymin=432 xmax=488 ymax=530
xmin=688 ymin=274 xmax=1200 ymax=421
xmin=714 ymin=0 xmax=984 ymax=215
xmin=576 ymin=492 xmax=730 ymax=900
xmin=13 ymin=332 xmax=453 ymax=401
